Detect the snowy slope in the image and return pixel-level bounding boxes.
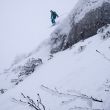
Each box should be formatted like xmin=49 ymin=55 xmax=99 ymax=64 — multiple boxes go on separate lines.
xmin=0 ymin=0 xmax=110 ymax=110
xmin=0 ymin=25 xmax=110 ymax=110
xmin=0 ymin=16 xmax=65 ymax=92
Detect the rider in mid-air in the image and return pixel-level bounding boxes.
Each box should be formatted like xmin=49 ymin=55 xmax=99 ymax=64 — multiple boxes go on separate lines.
xmin=50 ymin=10 xmax=59 ymax=25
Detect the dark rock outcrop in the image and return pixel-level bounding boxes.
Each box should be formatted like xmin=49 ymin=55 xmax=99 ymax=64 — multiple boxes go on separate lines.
xmin=50 ymin=1 xmax=110 ymax=54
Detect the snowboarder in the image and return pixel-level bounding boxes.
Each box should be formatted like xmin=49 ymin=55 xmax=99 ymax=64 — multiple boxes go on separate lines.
xmin=50 ymin=10 xmax=59 ymax=25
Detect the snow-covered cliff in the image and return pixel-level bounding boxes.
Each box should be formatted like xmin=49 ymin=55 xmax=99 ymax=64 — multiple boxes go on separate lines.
xmin=50 ymin=0 xmax=110 ymax=53
xmin=0 ymin=0 xmax=110 ymax=110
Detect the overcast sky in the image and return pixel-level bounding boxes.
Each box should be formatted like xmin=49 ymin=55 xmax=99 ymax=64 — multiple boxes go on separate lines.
xmin=0 ymin=0 xmax=78 ymax=72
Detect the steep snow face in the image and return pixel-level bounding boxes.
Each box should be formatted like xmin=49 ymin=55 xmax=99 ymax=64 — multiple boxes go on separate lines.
xmin=0 ymin=25 xmax=110 ymax=110
xmin=50 ymin=0 xmax=110 ymax=53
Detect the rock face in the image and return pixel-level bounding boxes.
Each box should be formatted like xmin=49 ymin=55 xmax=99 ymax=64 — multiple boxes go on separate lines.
xmin=50 ymin=1 xmax=110 ymax=53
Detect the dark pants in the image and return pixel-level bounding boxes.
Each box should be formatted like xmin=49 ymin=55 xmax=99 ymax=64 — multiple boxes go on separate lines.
xmin=51 ymin=18 xmax=55 ymax=24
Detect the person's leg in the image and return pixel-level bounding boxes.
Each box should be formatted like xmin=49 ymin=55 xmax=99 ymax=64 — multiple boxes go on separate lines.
xmin=52 ymin=18 xmax=55 ymax=24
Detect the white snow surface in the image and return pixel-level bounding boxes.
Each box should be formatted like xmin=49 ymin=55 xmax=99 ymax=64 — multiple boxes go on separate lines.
xmin=0 ymin=25 xmax=110 ymax=110
xmin=0 ymin=0 xmax=110 ymax=110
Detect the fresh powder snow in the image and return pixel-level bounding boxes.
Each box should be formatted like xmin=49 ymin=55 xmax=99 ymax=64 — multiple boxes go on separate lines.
xmin=0 ymin=0 xmax=110 ymax=110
